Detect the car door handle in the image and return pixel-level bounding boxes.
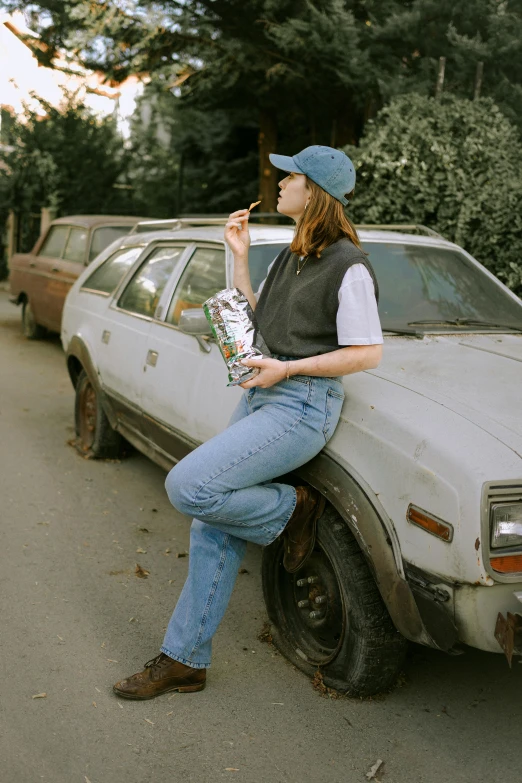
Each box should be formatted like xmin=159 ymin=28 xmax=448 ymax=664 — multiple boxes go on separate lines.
xmin=29 ymin=261 xmax=36 ymax=267
xmin=101 ymin=330 xmax=111 ymax=344
xmin=146 ymin=350 xmax=158 ymax=367
xmin=51 ymin=266 xmax=59 ymax=272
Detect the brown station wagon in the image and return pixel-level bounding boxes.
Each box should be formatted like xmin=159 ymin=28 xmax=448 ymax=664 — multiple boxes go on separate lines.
xmin=9 ymin=215 xmax=145 ymax=338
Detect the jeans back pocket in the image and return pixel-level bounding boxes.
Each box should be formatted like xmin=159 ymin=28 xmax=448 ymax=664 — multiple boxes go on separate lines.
xmin=323 ymin=388 xmax=345 ymax=443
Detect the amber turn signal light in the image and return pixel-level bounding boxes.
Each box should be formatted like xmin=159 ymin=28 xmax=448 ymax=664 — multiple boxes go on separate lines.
xmin=490 ymin=554 xmax=522 ymax=573
xmin=407 ymin=504 xmax=453 ymax=542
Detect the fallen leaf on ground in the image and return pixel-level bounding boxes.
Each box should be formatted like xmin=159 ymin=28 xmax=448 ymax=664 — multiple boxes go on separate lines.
xmin=238 ymin=568 xmax=249 ymax=574
xmin=135 ymin=563 xmax=150 ymax=578
xmin=85 ymin=777 xmax=92 ymax=783
xmin=166 ymin=711 xmax=173 ymax=716
xmin=117 ymin=703 xmax=123 ymax=709
xmin=32 ymin=693 xmax=47 ymax=699
xmin=107 ymin=659 xmax=118 ymax=663
xmin=164 ymin=548 xmax=171 ymax=554
xmin=92 ymin=701 xmax=97 ymax=707
xmin=258 ymin=622 xmax=273 ymax=645
xmin=311 ymin=668 xmax=343 ymax=699
xmin=144 ymin=718 xmax=154 ymax=726
xmin=176 ymin=552 xmax=188 ymax=558
xmin=225 ymin=768 xmax=240 ymax=772
xmin=366 ymin=759 xmax=383 ymax=780
xmin=129 ymin=617 xmax=136 ymax=622
xmin=138 ymin=527 xmax=150 ymax=533
xmin=136 ymin=548 xmax=147 ymax=554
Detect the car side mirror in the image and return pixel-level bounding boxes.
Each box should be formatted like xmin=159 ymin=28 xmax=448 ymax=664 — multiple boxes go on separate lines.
xmin=178 ymin=308 xmax=213 ymax=336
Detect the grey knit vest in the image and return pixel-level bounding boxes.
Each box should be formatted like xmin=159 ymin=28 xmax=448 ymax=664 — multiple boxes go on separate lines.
xmin=254 ymin=237 xmax=379 ymax=358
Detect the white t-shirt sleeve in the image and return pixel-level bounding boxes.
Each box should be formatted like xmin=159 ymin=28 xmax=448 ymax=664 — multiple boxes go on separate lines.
xmin=254 ymin=258 xmax=277 ymax=302
xmin=336 ymin=263 xmax=383 ymax=345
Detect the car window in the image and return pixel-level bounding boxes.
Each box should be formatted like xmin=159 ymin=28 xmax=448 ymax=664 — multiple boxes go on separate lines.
xmin=38 ymin=226 xmax=70 ymax=259
xmin=89 ymin=226 xmax=133 ymax=261
xmin=365 ymin=242 xmax=522 ymax=330
xmin=167 ymin=246 xmax=227 ymax=326
xmin=82 ymin=246 xmax=143 ymax=294
xmin=118 ymin=245 xmax=187 ymax=318
xmin=62 ymin=227 xmax=88 ymax=264
xmin=249 ymin=243 xmax=288 ymax=292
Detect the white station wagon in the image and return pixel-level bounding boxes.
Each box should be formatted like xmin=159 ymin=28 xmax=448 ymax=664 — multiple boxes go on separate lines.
xmin=61 ymin=218 xmax=522 ymax=696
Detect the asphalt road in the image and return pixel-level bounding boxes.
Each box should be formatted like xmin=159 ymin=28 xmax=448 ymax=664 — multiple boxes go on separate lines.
xmin=1 ymin=289 xmax=520 ymax=783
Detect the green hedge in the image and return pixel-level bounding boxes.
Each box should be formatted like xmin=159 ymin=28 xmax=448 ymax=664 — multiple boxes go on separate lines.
xmin=345 ymin=93 xmax=522 ymax=298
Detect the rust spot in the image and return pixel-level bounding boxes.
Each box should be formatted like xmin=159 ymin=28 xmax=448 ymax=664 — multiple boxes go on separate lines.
xmin=495 ymin=612 xmax=522 ymax=667
xmin=475 ymin=538 xmax=480 ymax=551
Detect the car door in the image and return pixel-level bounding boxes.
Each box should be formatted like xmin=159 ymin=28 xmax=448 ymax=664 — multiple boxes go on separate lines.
xmin=29 ymin=224 xmax=71 ymax=327
xmin=140 ymin=243 xmax=241 ymax=450
xmin=45 ymin=226 xmax=89 ymax=331
xmin=96 ymin=243 xmax=189 ymax=439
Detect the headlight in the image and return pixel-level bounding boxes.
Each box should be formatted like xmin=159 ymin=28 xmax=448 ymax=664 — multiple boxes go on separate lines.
xmin=491 ymin=503 xmax=522 ymax=548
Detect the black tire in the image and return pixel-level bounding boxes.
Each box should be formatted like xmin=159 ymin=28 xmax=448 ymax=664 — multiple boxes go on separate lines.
xmin=22 ymin=300 xmax=46 ymax=340
xmin=262 ymin=501 xmax=407 ymax=697
xmin=74 ymin=369 xmax=124 ymax=459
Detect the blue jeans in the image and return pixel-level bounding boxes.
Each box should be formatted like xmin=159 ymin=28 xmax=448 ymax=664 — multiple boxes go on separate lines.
xmin=161 ymin=356 xmax=345 ymax=668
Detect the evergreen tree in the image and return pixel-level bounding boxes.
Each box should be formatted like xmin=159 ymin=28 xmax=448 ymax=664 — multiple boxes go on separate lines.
xmin=4 ymin=1 xmax=522 ymax=209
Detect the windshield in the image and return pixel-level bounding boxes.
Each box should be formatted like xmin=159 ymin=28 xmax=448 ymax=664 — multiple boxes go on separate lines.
xmin=365 ymin=242 xmax=522 ymax=332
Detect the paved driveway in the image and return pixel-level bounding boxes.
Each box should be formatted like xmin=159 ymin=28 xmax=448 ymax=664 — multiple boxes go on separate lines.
xmin=0 ymin=290 xmax=520 ymax=783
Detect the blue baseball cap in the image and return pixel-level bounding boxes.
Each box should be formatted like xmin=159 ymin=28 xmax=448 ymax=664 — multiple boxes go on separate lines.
xmin=269 ymin=145 xmax=356 ymax=206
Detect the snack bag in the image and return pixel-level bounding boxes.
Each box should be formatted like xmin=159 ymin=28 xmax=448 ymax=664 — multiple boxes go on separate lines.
xmin=203 ymin=288 xmax=271 ymax=387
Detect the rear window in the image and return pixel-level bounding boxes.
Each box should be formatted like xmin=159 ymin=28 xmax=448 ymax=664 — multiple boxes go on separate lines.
xmin=82 ymin=246 xmax=143 ymax=294
xmin=89 ymin=226 xmax=133 ymax=261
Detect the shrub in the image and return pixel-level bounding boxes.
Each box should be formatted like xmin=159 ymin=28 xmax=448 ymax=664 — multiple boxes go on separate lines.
xmin=345 ymin=93 xmax=522 ymax=297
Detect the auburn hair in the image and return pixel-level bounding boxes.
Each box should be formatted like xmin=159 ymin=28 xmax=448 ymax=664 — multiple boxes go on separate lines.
xmin=290 ymin=178 xmax=363 ymax=258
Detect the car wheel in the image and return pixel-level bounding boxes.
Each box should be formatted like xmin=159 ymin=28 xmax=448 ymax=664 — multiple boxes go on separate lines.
xmin=22 ymin=300 xmax=46 ymax=339
xmin=74 ymin=370 xmax=124 ymax=459
xmin=262 ymin=501 xmax=407 ymax=697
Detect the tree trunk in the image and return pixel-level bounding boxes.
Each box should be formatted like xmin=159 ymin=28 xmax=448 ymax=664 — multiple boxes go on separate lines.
xmin=258 ymin=111 xmax=278 ymax=212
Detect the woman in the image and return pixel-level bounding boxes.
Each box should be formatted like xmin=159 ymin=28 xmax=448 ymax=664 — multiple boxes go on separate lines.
xmin=113 ymin=145 xmax=383 ymax=700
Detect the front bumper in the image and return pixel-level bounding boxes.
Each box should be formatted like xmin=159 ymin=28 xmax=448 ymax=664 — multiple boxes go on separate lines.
xmin=455 ymin=582 xmax=522 ymax=653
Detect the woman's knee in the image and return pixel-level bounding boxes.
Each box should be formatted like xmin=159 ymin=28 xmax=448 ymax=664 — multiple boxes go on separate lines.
xmin=165 ymin=462 xmax=199 ymax=515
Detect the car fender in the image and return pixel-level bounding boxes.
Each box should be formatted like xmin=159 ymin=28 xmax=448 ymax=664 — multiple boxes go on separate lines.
xmin=65 ymin=335 xmax=119 ymax=431
xmin=295 ymin=451 xmax=457 ymax=649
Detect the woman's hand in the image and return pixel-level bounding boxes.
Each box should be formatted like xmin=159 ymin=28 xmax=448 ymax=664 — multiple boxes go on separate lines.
xmin=239 ymin=357 xmax=287 ymax=389
xmin=224 ymin=208 xmax=251 ymax=260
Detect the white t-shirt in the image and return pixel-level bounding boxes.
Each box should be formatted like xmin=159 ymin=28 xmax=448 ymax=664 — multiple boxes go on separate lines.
xmin=254 ymin=260 xmax=383 ymax=346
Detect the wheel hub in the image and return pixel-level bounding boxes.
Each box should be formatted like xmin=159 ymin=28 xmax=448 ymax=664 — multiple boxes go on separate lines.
xmin=278 ymin=545 xmax=345 ymax=665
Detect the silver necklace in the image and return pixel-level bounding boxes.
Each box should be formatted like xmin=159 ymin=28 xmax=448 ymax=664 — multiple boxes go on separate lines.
xmin=296 ymin=254 xmax=308 ymax=275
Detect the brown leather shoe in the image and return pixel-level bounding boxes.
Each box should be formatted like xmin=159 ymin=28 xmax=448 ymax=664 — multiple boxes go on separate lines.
xmin=283 ymin=486 xmax=325 ymax=573
xmin=113 ymin=653 xmax=206 ymax=700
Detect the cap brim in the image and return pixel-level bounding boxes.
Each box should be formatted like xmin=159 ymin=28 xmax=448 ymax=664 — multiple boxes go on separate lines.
xmin=269 ymin=153 xmax=304 ymax=174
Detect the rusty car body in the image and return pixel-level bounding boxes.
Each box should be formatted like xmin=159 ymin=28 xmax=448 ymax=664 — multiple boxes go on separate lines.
xmin=9 ymin=214 xmax=144 ymax=338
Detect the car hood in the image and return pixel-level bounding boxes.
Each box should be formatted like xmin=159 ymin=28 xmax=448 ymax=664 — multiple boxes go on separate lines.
xmin=368 ymin=333 xmax=522 ymax=457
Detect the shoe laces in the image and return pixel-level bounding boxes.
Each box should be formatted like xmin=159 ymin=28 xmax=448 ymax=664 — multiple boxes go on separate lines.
xmin=144 ymin=653 xmax=169 ymax=671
